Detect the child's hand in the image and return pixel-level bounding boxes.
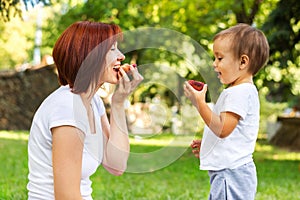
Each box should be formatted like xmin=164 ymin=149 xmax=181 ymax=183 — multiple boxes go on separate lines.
xmin=190 ymin=139 xmax=201 ymax=158
xmin=183 ymin=82 xmax=207 ymax=108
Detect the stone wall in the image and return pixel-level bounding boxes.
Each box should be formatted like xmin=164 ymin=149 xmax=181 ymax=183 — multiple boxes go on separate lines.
xmin=269 ymin=117 xmax=300 ymax=151
xmin=0 ymin=65 xmax=59 ymax=130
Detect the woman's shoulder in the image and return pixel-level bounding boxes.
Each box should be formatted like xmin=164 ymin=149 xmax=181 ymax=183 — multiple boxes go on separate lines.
xmin=37 ymin=85 xmax=74 ymax=114
xmin=45 ymin=85 xmax=73 ymax=103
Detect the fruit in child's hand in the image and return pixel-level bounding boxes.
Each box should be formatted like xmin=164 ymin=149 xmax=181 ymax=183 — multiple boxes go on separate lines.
xmin=188 ymin=80 xmax=204 ymax=91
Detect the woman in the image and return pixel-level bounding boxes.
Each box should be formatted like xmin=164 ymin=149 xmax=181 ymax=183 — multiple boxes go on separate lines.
xmin=27 ymin=21 xmax=143 ymax=200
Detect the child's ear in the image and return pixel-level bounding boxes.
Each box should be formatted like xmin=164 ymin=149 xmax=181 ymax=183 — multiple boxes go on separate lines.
xmin=239 ymin=55 xmax=249 ymax=70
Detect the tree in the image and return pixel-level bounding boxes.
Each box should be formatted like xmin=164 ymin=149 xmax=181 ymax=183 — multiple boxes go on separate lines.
xmin=0 ymin=0 xmax=64 ymax=69
xmin=48 ymin=0 xmax=277 ymax=103
xmin=2 ymin=0 xmax=298 ymax=106
xmin=261 ymin=0 xmax=300 ymax=104
xmin=0 ymin=0 xmax=51 ymax=21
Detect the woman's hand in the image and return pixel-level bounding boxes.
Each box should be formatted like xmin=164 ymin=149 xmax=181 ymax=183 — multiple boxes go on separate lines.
xmin=112 ymin=65 xmax=143 ymax=105
xmin=190 ymin=139 xmax=201 ymax=158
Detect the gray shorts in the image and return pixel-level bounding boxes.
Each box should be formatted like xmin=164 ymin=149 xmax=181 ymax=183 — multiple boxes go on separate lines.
xmin=208 ymin=161 xmax=257 ymax=200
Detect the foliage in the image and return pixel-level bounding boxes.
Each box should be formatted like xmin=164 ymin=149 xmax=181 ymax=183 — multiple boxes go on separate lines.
xmin=0 ymin=11 xmax=36 ymax=69
xmin=0 ymin=131 xmax=300 ymax=199
xmin=50 ymin=0 xmax=300 ymax=105
xmin=261 ymin=0 xmax=300 ymax=103
xmin=0 ymin=1 xmax=68 ymax=69
xmin=0 ymin=0 xmax=299 ymax=106
xmin=0 ymin=0 xmax=51 ymax=21
xmin=259 ymin=92 xmax=288 ymax=139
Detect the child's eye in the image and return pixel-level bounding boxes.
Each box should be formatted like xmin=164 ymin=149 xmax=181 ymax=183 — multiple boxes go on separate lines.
xmin=213 ymin=57 xmax=223 ymax=61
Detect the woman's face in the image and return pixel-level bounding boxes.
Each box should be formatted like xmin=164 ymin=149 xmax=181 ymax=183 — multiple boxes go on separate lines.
xmin=101 ymin=42 xmax=125 ymax=84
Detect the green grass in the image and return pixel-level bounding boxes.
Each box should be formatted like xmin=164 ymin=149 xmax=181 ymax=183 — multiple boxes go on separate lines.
xmin=0 ymin=131 xmax=28 ymax=200
xmin=0 ymin=131 xmax=299 ymax=200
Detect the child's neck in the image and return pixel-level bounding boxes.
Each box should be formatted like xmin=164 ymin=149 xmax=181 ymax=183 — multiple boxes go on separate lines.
xmin=229 ymin=75 xmax=253 ymax=87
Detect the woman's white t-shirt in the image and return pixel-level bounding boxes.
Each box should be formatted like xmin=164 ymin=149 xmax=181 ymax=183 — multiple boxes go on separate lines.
xmin=200 ymin=83 xmax=260 ymax=170
xmin=27 ymin=85 xmax=105 ymax=200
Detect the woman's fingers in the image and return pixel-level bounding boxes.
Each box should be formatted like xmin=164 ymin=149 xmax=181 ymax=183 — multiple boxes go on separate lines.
xmin=118 ymin=67 xmax=130 ymax=82
xmin=130 ymin=65 xmax=144 ymax=85
xmin=117 ymin=66 xmax=143 ymax=95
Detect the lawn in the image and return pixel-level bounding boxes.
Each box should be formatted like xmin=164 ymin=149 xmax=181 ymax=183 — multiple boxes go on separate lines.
xmin=0 ymin=130 xmax=299 ymax=200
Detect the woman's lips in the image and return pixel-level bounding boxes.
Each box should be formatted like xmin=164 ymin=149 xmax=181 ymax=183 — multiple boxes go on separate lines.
xmin=113 ymin=67 xmax=119 ymax=72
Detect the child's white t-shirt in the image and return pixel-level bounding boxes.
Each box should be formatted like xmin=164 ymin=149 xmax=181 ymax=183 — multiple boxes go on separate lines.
xmin=200 ymin=83 xmax=259 ymax=170
xmin=27 ymin=85 xmax=105 ymax=200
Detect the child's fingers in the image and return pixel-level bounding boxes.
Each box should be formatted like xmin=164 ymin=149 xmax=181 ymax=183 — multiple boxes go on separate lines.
xmin=192 ymin=149 xmax=200 ymax=158
xmin=190 ymin=139 xmax=201 ymax=147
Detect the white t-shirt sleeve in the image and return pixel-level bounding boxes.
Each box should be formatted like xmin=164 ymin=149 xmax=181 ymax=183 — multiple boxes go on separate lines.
xmin=221 ymin=88 xmax=249 ymax=120
xmin=48 ymin=95 xmax=88 ymax=134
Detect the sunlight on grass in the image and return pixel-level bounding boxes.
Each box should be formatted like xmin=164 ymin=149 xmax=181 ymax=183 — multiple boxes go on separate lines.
xmin=255 ymin=141 xmax=300 ymax=161
xmin=129 ymin=134 xmax=194 ymax=147
xmin=0 ymin=130 xmax=195 ymax=148
xmin=0 ymin=130 xmax=28 ymax=141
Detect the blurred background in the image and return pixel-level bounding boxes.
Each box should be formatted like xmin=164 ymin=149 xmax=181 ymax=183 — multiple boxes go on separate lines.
xmin=0 ymin=1 xmax=299 ymax=199
xmin=1 ymin=0 xmax=299 ymax=144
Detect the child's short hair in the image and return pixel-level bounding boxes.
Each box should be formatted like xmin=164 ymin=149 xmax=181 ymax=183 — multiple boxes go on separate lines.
xmin=213 ymin=23 xmax=269 ymax=75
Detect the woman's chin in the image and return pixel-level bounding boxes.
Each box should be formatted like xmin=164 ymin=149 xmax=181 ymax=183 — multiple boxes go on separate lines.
xmin=111 ymin=77 xmax=121 ymax=84
xmin=107 ymin=80 xmax=119 ymax=85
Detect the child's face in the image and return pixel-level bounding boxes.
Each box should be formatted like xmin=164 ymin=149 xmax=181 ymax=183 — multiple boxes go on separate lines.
xmin=212 ymin=37 xmax=242 ymax=86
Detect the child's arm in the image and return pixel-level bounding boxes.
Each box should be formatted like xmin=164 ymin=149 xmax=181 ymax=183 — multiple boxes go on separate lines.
xmin=198 ymin=104 xmax=240 ymax=138
xmin=184 ymin=82 xmax=240 ymax=138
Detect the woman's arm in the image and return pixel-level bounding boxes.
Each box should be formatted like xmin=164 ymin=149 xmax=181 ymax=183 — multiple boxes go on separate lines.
xmin=101 ymin=65 xmax=143 ymax=175
xmin=52 ymin=126 xmax=84 ymax=200
xmin=101 ymin=104 xmax=129 ymax=176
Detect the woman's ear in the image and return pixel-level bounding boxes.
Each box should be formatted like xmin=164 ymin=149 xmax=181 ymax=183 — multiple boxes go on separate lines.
xmin=239 ymin=54 xmax=249 ymax=70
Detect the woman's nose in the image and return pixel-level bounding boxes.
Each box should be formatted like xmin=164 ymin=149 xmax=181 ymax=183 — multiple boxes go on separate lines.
xmin=118 ymin=50 xmax=125 ymax=61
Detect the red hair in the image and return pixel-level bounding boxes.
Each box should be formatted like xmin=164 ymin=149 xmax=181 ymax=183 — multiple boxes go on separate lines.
xmin=52 ymin=21 xmax=122 ymax=93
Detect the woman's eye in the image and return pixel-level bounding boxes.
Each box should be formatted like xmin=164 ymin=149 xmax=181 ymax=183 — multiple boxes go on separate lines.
xmin=111 ymin=44 xmax=117 ymax=51
xmin=218 ymin=57 xmax=223 ymax=61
